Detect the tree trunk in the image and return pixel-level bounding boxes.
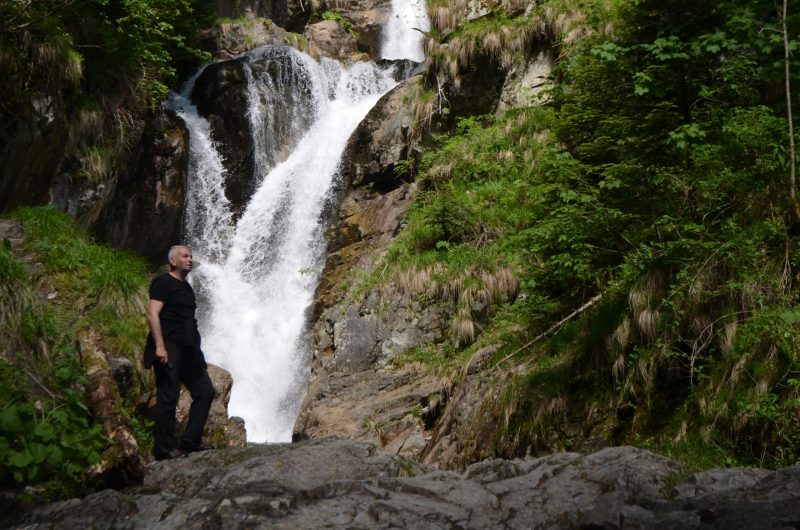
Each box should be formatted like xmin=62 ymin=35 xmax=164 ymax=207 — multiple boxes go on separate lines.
xmin=783 ymin=0 xmax=800 ymax=227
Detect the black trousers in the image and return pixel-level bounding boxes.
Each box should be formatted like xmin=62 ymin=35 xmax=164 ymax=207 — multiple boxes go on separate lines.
xmin=153 ymin=341 xmax=215 ymax=456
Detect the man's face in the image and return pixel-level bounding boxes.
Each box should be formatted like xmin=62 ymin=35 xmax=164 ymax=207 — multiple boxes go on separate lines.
xmin=170 ymin=247 xmax=193 ymax=274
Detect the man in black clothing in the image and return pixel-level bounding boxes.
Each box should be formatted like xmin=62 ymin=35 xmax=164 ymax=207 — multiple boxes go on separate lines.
xmin=145 ymin=245 xmax=215 ymax=460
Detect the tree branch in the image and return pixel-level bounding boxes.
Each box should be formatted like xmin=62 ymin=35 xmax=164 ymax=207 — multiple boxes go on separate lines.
xmin=496 ymin=294 xmax=603 ymax=367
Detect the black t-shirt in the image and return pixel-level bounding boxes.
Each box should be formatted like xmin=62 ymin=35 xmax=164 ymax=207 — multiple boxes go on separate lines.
xmin=149 ymin=273 xmax=199 ymax=346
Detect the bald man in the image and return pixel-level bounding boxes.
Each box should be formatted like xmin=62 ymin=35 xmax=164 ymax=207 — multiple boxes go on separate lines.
xmin=145 ymin=245 xmax=214 ymax=460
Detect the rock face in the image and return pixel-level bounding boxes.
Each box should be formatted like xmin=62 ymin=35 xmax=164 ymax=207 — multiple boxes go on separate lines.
xmin=342 ymin=75 xmax=423 ymax=190
xmin=293 ymin=77 xmax=451 ymax=460
xmin=94 ymin=109 xmax=189 ymax=263
xmin=201 ymin=18 xmax=308 ymax=60
xmin=190 ymin=58 xmax=255 ymax=215
xmin=14 ymin=439 xmax=800 ymax=529
xmin=305 ymin=20 xmax=359 ymax=60
xmin=496 ymin=46 xmax=555 ymax=113
xmin=325 ymin=0 xmax=392 ymax=58
xmin=210 ymin=0 xmax=311 ymax=31
xmin=0 ymin=96 xmax=69 ymax=213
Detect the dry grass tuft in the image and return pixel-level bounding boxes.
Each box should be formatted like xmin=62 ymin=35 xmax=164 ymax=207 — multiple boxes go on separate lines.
xmin=394 ymin=263 xmax=519 ymax=345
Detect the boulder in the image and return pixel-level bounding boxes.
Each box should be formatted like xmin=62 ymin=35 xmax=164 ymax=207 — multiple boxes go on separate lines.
xmin=176 ymin=364 xmax=247 ymax=448
xmin=15 ymin=440 xmax=800 ymax=529
xmin=201 ymin=18 xmax=308 ymax=60
xmin=305 ymin=20 xmax=359 ymax=60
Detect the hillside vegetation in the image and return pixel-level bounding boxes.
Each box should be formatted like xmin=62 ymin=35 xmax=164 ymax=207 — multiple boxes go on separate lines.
xmin=386 ymin=0 xmax=800 ymax=468
xmin=1 ymin=207 xmax=150 ymax=498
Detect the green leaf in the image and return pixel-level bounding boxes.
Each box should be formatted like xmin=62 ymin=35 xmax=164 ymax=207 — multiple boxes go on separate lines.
xmin=34 ymin=423 xmax=55 ymax=442
xmin=47 ymin=445 xmax=63 ymax=466
xmin=8 ymin=449 xmax=33 ymax=468
xmin=0 ymin=405 xmax=23 ymax=432
xmin=30 ymin=442 xmax=49 ymax=464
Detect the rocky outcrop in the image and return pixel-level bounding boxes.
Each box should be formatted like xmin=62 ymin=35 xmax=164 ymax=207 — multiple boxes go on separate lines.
xmin=13 ymin=439 xmax=800 ymax=529
xmin=0 ymin=96 xmax=70 ymax=213
xmin=496 ymin=46 xmax=555 ymax=113
xmin=342 ymin=75 xmax=423 ymax=190
xmin=77 ymin=328 xmax=146 ymax=486
xmin=323 ymin=0 xmax=392 ymax=58
xmin=304 ymin=20 xmax=359 ymax=60
xmin=201 ymin=18 xmax=308 ymax=60
xmin=94 ymin=109 xmax=189 ymax=263
xmin=294 ymin=365 xmax=442 ymax=457
xmin=190 ymin=58 xmax=255 ymax=215
xmin=209 ymin=0 xmax=312 ymax=31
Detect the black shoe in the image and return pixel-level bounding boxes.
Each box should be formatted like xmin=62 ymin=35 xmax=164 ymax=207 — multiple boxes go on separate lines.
xmin=181 ymin=443 xmax=214 ymax=454
xmin=154 ymin=448 xmax=187 ymax=461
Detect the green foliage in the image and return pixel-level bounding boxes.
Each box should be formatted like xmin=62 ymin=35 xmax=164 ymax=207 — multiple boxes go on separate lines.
xmin=396 ymin=0 xmax=800 ymax=467
xmin=319 ymin=10 xmax=357 ymax=38
xmin=13 ymin=206 xmax=148 ymax=314
xmin=0 ymin=355 xmax=108 ymax=493
xmin=0 ymin=0 xmax=212 ymax=111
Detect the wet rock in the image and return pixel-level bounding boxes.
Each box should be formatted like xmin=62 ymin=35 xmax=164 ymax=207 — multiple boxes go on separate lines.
xmin=189 ymin=47 xmax=321 ymax=216
xmin=94 ymin=108 xmax=189 ymax=263
xmin=342 ymin=75 xmax=422 ymax=191
xmin=190 ymin=58 xmax=254 ymax=215
xmin=305 ymin=20 xmax=358 ymax=60
xmin=16 ymin=440 xmax=800 ymax=529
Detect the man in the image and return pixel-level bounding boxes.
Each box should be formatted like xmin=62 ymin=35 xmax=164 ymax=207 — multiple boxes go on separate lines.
xmin=144 ymin=245 xmax=215 ymax=460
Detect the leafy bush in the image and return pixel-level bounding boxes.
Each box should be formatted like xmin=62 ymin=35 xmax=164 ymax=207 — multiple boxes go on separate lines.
xmin=0 ymin=355 xmax=107 ymax=494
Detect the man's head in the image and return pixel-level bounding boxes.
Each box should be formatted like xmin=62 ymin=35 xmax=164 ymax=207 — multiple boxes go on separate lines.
xmin=168 ymin=245 xmax=193 ymax=275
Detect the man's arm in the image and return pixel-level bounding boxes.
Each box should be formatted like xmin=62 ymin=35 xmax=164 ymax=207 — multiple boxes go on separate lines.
xmin=147 ymin=299 xmax=169 ymax=366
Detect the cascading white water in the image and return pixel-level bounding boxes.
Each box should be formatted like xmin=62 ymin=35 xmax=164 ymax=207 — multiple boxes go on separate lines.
xmin=175 ymin=49 xmax=397 ymax=442
xmin=381 ymin=0 xmax=430 ymax=61
xmin=166 ymin=75 xmax=234 ymax=264
xmin=172 ymin=6 xmax=430 ymax=443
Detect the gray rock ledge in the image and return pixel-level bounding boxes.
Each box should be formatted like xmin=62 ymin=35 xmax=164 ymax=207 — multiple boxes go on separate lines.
xmin=12 ymin=438 xmax=800 ymax=529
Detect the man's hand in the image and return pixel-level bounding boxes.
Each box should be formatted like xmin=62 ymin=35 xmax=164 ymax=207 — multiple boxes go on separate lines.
xmin=155 ymin=345 xmax=169 ymax=366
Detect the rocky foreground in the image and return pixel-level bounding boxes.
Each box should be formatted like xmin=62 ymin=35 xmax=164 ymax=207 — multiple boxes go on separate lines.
xmin=10 ymin=438 xmax=800 ymax=529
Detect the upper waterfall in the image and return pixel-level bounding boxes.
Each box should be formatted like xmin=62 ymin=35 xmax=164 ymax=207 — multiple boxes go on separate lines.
xmin=381 ymin=0 xmax=430 ymax=62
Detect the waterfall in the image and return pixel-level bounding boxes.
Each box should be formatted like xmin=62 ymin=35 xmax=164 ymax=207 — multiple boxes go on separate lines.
xmin=171 ymin=50 xmax=396 ymax=442
xmin=381 ymin=0 xmax=430 ymax=62
xmin=171 ymin=6 xmax=430 ymax=443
